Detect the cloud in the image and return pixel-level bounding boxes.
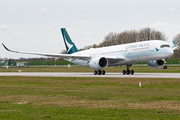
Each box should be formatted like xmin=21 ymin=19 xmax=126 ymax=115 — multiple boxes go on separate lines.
xmin=11 ymin=32 xmax=27 ymax=37
xmin=150 ymin=22 xmax=173 ymax=29
xmin=0 ymin=25 xmax=11 ymax=30
xmin=7 ymin=8 xmax=16 ymax=13
xmin=76 ymin=20 xmax=93 ymax=25
xmin=167 ymin=7 xmax=175 ymax=12
xmin=42 ymin=8 xmax=53 ymax=13
xmin=83 ymin=31 xmax=94 ymax=35
xmin=97 ymin=22 xmax=102 ymax=24
xmin=67 ymin=28 xmax=79 ymax=32
xmin=142 ymin=22 xmax=175 ymax=31
xmin=50 ymin=23 xmax=61 ymax=26
xmin=143 ymin=22 xmax=180 ymax=41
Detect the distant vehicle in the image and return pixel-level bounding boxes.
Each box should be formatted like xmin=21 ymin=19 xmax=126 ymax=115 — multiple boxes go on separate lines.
xmin=2 ymin=28 xmax=176 ymax=75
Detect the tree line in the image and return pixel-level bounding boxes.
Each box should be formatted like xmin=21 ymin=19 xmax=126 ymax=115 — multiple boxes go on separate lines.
xmin=172 ymin=33 xmax=180 ymax=59
xmin=80 ymin=27 xmax=166 ymax=50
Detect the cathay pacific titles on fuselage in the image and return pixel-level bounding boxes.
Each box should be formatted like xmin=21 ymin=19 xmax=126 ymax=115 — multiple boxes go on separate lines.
xmin=126 ymin=42 xmax=151 ymax=49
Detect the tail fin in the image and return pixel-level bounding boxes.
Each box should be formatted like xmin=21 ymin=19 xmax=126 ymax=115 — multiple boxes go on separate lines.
xmin=61 ymin=28 xmax=78 ymax=54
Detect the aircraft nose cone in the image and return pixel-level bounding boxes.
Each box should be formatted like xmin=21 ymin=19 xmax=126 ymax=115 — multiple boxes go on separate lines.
xmin=170 ymin=49 xmax=174 ymax=55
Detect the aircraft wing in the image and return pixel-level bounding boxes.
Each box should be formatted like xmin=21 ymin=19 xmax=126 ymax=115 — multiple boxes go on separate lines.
xmin=2 ymin=43 xmax=91 ymax=60
xmin=2 ymin=43 xmax=126 ymax=61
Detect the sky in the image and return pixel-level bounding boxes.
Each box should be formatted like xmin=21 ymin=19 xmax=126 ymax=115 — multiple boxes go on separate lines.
xmin=0 ymin=0 xmax=180 ymax=59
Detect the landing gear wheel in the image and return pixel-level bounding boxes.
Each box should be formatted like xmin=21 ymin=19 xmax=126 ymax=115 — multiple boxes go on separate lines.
xmin=94 ymin=70 xmax=97 ymax=75
xmin=127 ymin=70 xmax=130 ymax=75
xmin=122 ymin=70 xmax=126 ymax=75
xmin=163 ymin=66 xmax=167 ymax=69
xmin=131 ymin=70 xmax=134 ymax=75
xmin=98 ymin=70 xmax=102 ymax=75
xmin=102 ymin=70 xmax=105 ymax=75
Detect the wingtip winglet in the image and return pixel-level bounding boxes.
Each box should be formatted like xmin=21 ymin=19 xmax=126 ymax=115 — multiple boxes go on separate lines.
xmin=2 ymin=43 xmax=10 ymax=51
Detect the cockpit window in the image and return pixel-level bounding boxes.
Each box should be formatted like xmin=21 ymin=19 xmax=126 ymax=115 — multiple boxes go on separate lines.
xmin=160 ymin=44 xmax=170 ymax=48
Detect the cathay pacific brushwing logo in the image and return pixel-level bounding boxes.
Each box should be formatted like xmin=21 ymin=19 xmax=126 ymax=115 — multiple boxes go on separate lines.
xmin=155 ymin=47 xmax=159 ymax=52
xmin=64 ymin=35 xmax=73 ymax=52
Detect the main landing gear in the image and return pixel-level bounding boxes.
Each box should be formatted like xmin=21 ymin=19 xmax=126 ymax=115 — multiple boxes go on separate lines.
xmin=122 ymin=64 xmax=134 ymax=75
xmin=94 ymin=70 xmax=105 ymax=75
xmin=93 ymin=65 xmax=135 ymax=75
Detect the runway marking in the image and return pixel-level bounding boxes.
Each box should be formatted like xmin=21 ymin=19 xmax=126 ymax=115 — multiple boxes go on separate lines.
xmin=0 ymin=72 xmax=179 ymax=78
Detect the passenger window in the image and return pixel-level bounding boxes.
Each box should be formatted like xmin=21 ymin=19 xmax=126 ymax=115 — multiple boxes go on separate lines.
xmin=160 ymin=44 xmax=170 ymax=48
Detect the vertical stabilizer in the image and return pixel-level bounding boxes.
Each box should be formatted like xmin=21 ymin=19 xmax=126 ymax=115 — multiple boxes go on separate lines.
xmin=61 ymin=28 xmax=78 ymax=54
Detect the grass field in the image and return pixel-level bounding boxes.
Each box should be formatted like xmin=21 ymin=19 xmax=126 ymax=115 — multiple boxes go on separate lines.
xmin=0 ymin=76 xmax=180 ymax=119
xmin=0 ymin=65 xmax=180 ymax=73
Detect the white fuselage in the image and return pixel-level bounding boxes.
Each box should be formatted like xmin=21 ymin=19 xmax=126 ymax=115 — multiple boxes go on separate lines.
xmin=69 ymin=40 xmax=174 ymax=67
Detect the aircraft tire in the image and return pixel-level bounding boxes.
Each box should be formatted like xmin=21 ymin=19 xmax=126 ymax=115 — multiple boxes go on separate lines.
xmin=131 ymin=70 xmax=134 ymax=75
xmin=122 ymin=70 xmax=126 ymax=75
xmin=163 ymin=66 xmax=167 ymax=69
xmin=102 ymin=70 xmax=105 ymax=75
xmin=98 ymin=70 xmax=101 ymax=75
xmin=127 ymin=70 xmax=130 ymax=75
xmin=94 ymin=70 xmax=97 ymax=75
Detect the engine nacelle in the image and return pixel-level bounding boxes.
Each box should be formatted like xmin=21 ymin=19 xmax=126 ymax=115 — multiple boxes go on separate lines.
xmin=147 ymin=60 xmax=164 ymax=68
xmin=89 ymin=57 xmax=108 ymax=70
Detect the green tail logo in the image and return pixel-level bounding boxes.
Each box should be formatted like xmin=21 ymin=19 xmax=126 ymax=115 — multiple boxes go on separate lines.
xmin=61 ymin=28 xmax=78 ymax=54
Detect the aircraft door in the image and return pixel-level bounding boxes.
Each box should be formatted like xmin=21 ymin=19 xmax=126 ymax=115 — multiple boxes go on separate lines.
xmin=128 ymin=48 xmax=132 ymax=55
xmin=151 ymin=43 xmax=155 ymax=52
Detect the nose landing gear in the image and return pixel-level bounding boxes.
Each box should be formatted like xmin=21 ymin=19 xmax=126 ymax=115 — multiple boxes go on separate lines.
xmin=163 ymin=65 xmax=167 ymax=69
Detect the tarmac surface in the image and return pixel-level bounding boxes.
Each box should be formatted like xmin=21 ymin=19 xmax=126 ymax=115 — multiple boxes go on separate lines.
xmin=0 ymin=72 xmax=179 ymax=78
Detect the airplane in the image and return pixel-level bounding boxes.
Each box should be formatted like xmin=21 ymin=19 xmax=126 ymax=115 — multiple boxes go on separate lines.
xmin=2 ymin=28 xmax=176 ymax=75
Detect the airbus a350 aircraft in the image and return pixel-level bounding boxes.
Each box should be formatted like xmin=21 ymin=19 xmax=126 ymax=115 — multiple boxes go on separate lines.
xmin=2 ymin=28 xmax=176 ymax=75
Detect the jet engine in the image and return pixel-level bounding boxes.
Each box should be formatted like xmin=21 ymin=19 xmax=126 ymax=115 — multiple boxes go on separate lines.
xmin=147 ymin=60 xmax=164 ymax=68
xmin=89 ymin=57 xmax=108 ymax=70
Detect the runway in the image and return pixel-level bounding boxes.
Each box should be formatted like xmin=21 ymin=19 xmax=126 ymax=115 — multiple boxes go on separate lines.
xmin=0 ymin=72 xmax=179 ymax=78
